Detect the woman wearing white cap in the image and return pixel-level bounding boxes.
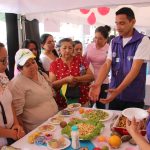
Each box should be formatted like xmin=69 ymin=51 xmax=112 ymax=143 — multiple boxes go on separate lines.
xmin=9 ymin=49 xmax=58 ymax=133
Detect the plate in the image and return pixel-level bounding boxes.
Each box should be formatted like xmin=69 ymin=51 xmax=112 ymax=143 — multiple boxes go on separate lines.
xmin=47 ymin=137 xmax=70 ymax=150
xmin=59 ymin=109 xmax=74 ymax=117
xmin=122 ymin=108 xmax=149 ymax=121
xmin=49 ymin=116 xmax=64 ymax=125
xmin=67 ymin=103 xmax=81 ymax=111
xmin=38 ymin=124 xmax=56 ymax=132
xmin=83 ymin=109 xmax=113 ymax=122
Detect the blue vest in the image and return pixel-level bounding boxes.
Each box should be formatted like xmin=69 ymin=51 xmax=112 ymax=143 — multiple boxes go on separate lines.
xmin=110 ymin=29 xmax=146 ymax=102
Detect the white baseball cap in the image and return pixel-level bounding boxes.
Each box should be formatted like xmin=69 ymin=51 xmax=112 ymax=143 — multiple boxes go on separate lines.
xmin=15 ymin=49 xmax=35 ymax=66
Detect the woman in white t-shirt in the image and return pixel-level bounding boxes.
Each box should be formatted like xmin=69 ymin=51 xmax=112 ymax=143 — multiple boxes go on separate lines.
xmin=0 ymin=43 xmax=25 ymax=148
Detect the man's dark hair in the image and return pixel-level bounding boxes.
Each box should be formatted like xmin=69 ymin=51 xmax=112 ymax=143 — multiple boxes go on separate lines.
xmin=116 ymin=7 xmax=135 ymax=21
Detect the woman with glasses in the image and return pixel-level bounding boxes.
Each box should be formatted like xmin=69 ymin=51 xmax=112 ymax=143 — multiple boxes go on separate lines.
xmin=84 ymin=25 xmax=111 ymax=109
xmin=0 ymin=43 xmax=25 ymax=147
xmin=40 ymin=34 xmax=59 ymax=74
xmin=9 ymin=49 xmax=58 ymax=133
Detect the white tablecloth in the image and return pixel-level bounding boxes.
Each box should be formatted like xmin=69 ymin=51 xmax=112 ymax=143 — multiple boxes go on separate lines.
xmin=144 ymin=75 xmax=150 ymax=106
xmin=12 ymin=109 xmax=140 ymax=150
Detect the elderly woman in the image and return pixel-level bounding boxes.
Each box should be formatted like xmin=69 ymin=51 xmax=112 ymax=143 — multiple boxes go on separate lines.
xmin=0 ymin=43 xmax=25 ymax=147
xmin=9 ymin=49 xmax=58 ymax=133
xmin=49 ymin=38 xmax=94 ymax=110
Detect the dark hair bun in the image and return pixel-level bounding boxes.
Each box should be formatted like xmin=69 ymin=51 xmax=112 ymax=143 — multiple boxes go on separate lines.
xmin=104 ymin=25 xmax=111 ymax=33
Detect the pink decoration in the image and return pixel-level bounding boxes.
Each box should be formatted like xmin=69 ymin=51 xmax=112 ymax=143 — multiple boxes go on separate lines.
xmin=80 ymin=9 xmax=90 ymax=14
xmin=87 ymin=12 xmax=96 ymax=25
xmin=97 ymin=7 xmax=110 ymax=16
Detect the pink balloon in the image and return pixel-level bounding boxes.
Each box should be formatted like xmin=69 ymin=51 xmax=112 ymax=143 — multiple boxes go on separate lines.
xmin=80 ymin=9 xmax=90 ymax=14
xmin=97 ymin=7 xmax=110 ymax=15
xmin=87 ymin=12 xmax=96 ymax=25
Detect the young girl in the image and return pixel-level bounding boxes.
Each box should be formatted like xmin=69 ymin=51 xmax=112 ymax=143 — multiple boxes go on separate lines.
xmin=0 ymin=43 xmax=25 ymax=147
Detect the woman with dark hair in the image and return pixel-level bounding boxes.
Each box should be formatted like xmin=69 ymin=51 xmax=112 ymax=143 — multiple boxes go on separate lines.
xmin=22 ymin=39 xmax=45 ymax=73
xmin=49 ymin=38 xmax=94 ymax=110
xmin=0 ymin=43 xmax=25 ymax=147
xmin=84 ymin=25 xmax=111 ymax=109
xmin=73 ymin=40 xmax=83 ymax=56
xmin=40 ymin=34 xmax=58 ymax=74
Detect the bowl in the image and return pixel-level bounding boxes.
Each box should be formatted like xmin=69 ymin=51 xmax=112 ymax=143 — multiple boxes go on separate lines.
xmin=122 ymin=108 xmax=149 ymax=121
xmin=67 ymin=103 xmax=81 ymax=111
xmin=113 ymin=114 xmax=146 ymax=136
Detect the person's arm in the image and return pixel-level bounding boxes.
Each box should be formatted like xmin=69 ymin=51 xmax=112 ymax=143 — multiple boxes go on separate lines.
xmin=74 ymin=68 xmax=94 ymax=83
xmin=0 ymin=126 xmax=18 ymax=140
xmin=49 ymin=72 xmax=75 ymax=89
xmin=126 ymin=118 xmax=150 ymax=150
xmin=100 ymin=59 xmax=144 ymax=104
xmin=89 ymin=59 xmax=111 ymax=101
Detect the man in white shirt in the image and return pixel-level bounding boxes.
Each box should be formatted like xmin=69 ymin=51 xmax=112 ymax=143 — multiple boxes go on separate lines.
xmin=89 ymin=7 xmax=150 ymax=110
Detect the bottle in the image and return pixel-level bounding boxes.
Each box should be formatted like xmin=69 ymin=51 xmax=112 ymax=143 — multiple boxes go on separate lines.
xmin=79 ymin=64 xmax=86 ymax=76
xmin=71 ymin=125 xmax=80 ymax=149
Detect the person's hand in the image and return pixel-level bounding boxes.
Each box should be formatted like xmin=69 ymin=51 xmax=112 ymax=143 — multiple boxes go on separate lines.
xmin=12 ymin=124 xmax=25 ymax=139
xmin=99 ymin=88 xmax=119 ymax=104
xmin=126 ymin=117 xmax=139 ymax=136
xmin=147 ymin=108 xmax=150 ymax=114
xmin=89 ymin=83 xmax=100 ymax=102
xmin=10 ymin=129 xmax=18 ymax=140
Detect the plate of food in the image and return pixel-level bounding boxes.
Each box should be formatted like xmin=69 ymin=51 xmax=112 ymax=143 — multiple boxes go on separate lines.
xmin=49 ymin=116 xmax=64 ymax=125
xmin=38 ymin=124 xmax=56 ymax=132
xmin=82 ymin=109 xmax=113 ymax=122
xmin=61 ymin=118 xmax=104 ymax=140
xmin=67 ymin=103 xmax=81 ymax=111
xmin=47 ymin=137 xmax=70 ymax=150
xmin=122 ymin=108 xmax=149 ymax=121
xmin=59 ymin=109 xmax=74 ymax=117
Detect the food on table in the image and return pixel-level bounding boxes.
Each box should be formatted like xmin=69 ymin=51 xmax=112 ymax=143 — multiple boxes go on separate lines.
xmin=110 ymin=131 xmax=121 ymax=138
xmin=117 ymin=115 xmax=146 ymax=130
xmin=61 ymin=118 xmax=104 ymax=140
xmin=93 ymin=148 xmax=102 ymax=150
xmin=60 ymin=109 xmax=74 ymax=115
xmin=97 ymin=135 xmax=107 ymax=142
xmin=101 ymin=146 xmax=109 ymax=150
xmin=77 ymin=123 xmax=95 ymax=136
xmin=121 ymin=135 xmax=132 ymax=142
xmin=44 ymin=133 xmax=53 ymax=140
xmin=79 ymin=147 xmax=89 ymax=150
xmin=28 ymin=132 xmax=41 ymax=144
xmin=108 ymin=135 xmax=122 ymax=148
xmin=60 ymin=121 xmax=67 ymax=128
xmin=38 ymin=124 xmax=55 ymax=132
xmin=50 ymin=115 xmax=64 ymax=124
xmin=79 ymin=107 xmax=85 ymax=114
xmin=47 ymin=137 xmax=66 ymax=149
xmin=35 ymin=136 xmax=46 ymax=146
xmin=83 ymin=109 xmax=109 ymax=121
xmin=129 ymin=138 xmax=137 ymax=145
xmin=68 ymin=103 xmax=81 ymax=110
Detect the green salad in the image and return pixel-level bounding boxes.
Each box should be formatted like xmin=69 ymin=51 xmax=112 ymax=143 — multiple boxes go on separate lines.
xmin=61 ymin=118 xmax=104 ymax=140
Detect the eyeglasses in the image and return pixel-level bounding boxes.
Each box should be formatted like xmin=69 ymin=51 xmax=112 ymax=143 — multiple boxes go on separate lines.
xmin=0 ymin=57 xmax=8 ymax=65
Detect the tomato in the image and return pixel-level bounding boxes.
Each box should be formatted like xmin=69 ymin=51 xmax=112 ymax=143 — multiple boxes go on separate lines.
xmin=93 ymin=147 xmax=102 ymax=150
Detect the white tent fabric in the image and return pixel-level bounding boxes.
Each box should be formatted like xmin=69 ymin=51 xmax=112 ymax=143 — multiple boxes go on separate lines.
xmin=0 ymin=0 xmax=150 ymax=28
xmin=0 ymin=0 xmax=150 ymax=14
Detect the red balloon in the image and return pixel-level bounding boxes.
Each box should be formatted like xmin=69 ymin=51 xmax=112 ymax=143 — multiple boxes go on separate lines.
xmin=80 ymin=9 xmax=90 ymax=14
xmin=87 ymin=12 xmax=96 ymax=25
xmin=97 ymin=7 xmax=110 ymax=15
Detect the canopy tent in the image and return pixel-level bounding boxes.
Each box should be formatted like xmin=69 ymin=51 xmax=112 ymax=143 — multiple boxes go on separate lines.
xmin=1 ymin=0 xmax=150 ymax=29
xmin=0 ymin=0 xmax=150 ymax=14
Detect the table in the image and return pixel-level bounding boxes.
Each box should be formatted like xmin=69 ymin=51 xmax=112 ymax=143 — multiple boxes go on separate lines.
xmin=144 ymin=75 xmax=150 ymax=106
xmin=12 ymin=109 xmax=140 ymax=150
